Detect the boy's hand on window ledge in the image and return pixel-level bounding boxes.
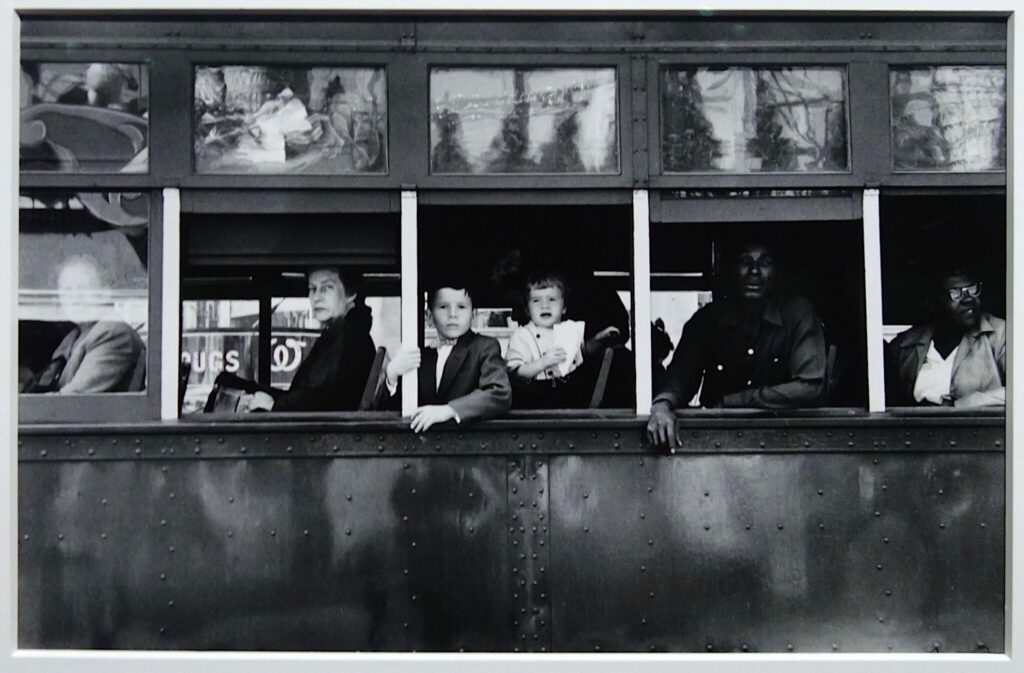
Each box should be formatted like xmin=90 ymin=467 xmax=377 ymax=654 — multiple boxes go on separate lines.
xmin=410 ymin=404 xmax=458 ymax=433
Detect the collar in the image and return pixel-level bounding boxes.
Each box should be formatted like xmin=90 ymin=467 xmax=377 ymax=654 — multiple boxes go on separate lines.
xmin=719 ymin=293 xmax=785 ymax=328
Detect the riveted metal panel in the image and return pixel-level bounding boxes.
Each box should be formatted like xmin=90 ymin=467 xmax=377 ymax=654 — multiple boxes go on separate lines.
xmin=19 ymin=456 xmax=509 ymax=651
xmin=549 ymin=452 xmax=1003 ymax=652
xmin=507 ymin=455 xmax=551 ymax=652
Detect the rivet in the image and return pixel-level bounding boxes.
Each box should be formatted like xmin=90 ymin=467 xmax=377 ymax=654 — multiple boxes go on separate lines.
xmin=346 ymin=529 xmax=352 ymax=536
xmin=402 ymin=516 xmax=408 ymax=522
xmin=411 ymin=595 xmax=417 ymax=601
xmin=639 ymin=459 xmax=645 ymax=466
xmin=134 ymin=448 xmax=141 ymax=456
xmin=996 ymin=440 xmax=1003 ymax=447
xmin=168 ymin=600 xmax=174 ymax=607
xmin=160 ymin=519 xmax=167 ymax=526
xmin=217 ymin=437 xmax=224 ymax=443
xmin=228 ymin=497 xmax=235 ymax=503
xmin=57 ymin=534 xmax=64 ymax=540
xmin=885 ymin=589 xmax=892 ymax=596
xmin=640 ymin=513 xmax=645 ymax=519
xmin=194 ymin=438 xmax=201 ymax=444
xmin=904 ymin=441 xmax=911 ymax=447
xmin=873 ymin=458 xmax=879 ymax=464
xmin=194 ymin=447 xmax=201 ymax=455
xmin=270 ymin=530 xmax=276 ymax=537
xmin=468 ymin=526 xmax=475 ymax=533
xmin=539 ymin=540 xmax=544 ymax=546
xmin=847 ymin=442 xmax=854 ymax=448
xmin=159 ymin=573 xmax=166 ymax=580
xmin=745 ymin=524 xmax=751 ymax=530
xmin=704 ymin=490 xmax=710 ymax=497
xmin=777 ymin=524 xmax=784 ymax=530
xmin=648 ymin=539 xmax=654 ymax=546
xmin=168 ymin=546 xmax=175 ymax=553
xmin=87 ymin=448 xmax=95 ymax=456
xmin=803 ymin=441 xmax=810 ymax=448
xmin=583 ymin=493 xmax=589 ymax=499
xmin=832 ymin=644 xmax=838 ymax=651
xmin=640 ymin=565 xmax=647 ymax=572
xmin=614 ymin=442 xmax=621 ymax=449
xmin=736 ymin=431 xmax=743 ymax=438
xmin=939 ymin=522 xmax=945 ymax=529
xmin=404 ymin=568 xmax=409 ymax=575
xmin=403 ymin=463 xmax=410 ymax=469
xmin=531 ymin=444 xmax=537 ymax=450
xmin=101 ymin=498 xmax=107 ymax=505
xmin=703 ymin=524 xmax=710 ymax=530
xmin=714 ymin=442 xmax=721 ymax=449
xmin=584 ymin=527 xmax=589 ymax=532
xmin=882 ymin=484 xmax=887 ymax=491
xmin=411 ymin=488 xmax=417 ymax=494
xmin=874 ymin=511 xmax=880 ymax=518
xmin=333 ymin=446 xmax=339 ymax=452
xmin=741 ymin=644 xmax=748 ymax=651
xmin=883 ymin=537 xmax=889 ymax=543
xmin=706 ymin=644 xmax=713 ymax=651
xmin=169 ymin=492 xmax=175 ymax=500
xmin=759 ymin=441 xmax=765 ymax=448
xmin=877 ymin=564 xmax=883 ymax=570
xmin=240 ymin=447 xmax=247 ymax=453
xmin=227 ymin=531 xmax=233 ymax=538
xmin=346 ymin=495 xmax=352 ymax=501
xmin=64 ymin=440 xmax=70 ymax=446
xmin=817 ymin=489 xmax=824 ymax=495
xmin=938 ymin=489 xmax=944 ymax=495
xmin=40 ymin=450 xmax=48 ymax=457
xmin=403 ymin=623 xmax=409 ymax=629
xmin=647 ymin=487 xmax=653 ymax=493
xmin=411 ymin=541 xmax=417 ymax=547
xmin=377 ymin=445 xmax=384 ymax=452
xmin=512 ymin=487 xmax=518 ymax=493
xmin=819 ymin=523 xmax=825 ymax=530
xmin=787 ymin=644 xmax=794 ymax=651
xmin=100 ymin=533 xmax=107 ymax=539
xmin=879 ymin=617 xmax=885 ymax=623
xmin=981 ymin=522 xmax=987 ymax=528
xmin=161 ymin=466 xmax=167 ymax=472
xmin=159 ymin=628 xmax=166 ymax=635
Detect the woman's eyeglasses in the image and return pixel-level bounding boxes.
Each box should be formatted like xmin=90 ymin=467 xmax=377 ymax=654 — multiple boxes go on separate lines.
xmin=947 ymin=283 xmax=982 ymax=301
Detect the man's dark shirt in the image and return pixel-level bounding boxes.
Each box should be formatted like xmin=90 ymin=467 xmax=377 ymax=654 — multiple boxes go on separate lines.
xmin=653 ymin=293 xmax=827 ymax=409
xmin=272 ymin=303 xmax=376 ymax=412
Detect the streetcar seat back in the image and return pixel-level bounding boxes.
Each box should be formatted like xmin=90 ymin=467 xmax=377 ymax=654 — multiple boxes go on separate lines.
xmin=588 ymin=346 xmax=615 ymax=408
xmin=358 ymin=347 xmax=389 ymax=411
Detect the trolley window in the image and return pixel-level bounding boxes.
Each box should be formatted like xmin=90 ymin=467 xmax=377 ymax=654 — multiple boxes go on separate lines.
xmin=21 ymin=61 xmax=149 ymax=174
xmin=418 ymin=203 xmax=636 ymax=411
xmin=429 ymin=67 xmax=619 ymax=175
xmin=880 ymin=192 xmax=1006 ymax=410
xmin=18 ymin=190 xmax=156 ymax=422
xmin=659 ymin=66 xmax=848 ymax=174
xmin=181 ymin=210 xmax=401 ymax=416
xmin=890 ymin=66 xmax=1006 ymax=173
xmin=650 ymin=192 xmax=867 ymax=410
xmin=194 ymin=65 xmax=388 ymax=175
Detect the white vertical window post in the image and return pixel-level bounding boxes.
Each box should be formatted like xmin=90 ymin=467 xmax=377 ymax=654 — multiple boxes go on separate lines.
xmin=400 ymin=190 xmax=419 ymax=418
xmin=633 ymin=189 xmax=653 ymax=415
xmin=160 ymin=188 xmax=181 ymax=421
xmin=862 ymin=188 xmax=886 ymax=413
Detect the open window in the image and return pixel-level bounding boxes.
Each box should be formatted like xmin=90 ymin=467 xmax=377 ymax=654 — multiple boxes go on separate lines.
xmin=180 ymin=202 xmax=400 ymax=416
xmin=649 ymin=190 xmax=867 ymax=411
xmin=879 ymin=192 xmax=1006 ymax=410
xmin=417 ymin=203 xmax=636 ymax=411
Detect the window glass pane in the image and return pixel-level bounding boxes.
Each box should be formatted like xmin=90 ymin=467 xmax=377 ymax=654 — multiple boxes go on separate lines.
xmin=195 ymin=66 xmax=388 ymax=174
xmin=19 ymin=192 xmax=149 ymax=394
xmin=181 ymin=300 xmax=259 ymax=413
xmin=890 ymin=66 xmax=1006 ymax=172
xmin=430 ymin=68 xmax=619 ymax=174
xmin=661 ymin=67 xmax=848 ymax=173
xmin=20 ymin=62 xmax=149 ymax=173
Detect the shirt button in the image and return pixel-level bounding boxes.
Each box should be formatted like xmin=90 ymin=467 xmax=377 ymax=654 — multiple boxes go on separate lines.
xmin=773 ymin=357 xmax=780 ymax=363
xmin=747 ymin=348 xmax=755 ymax=356
xmin=716 ymin=364 xmax=724 ymax=371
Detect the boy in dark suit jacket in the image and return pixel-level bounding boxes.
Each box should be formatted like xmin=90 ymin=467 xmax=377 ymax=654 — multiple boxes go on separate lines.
xmin=383 ymin=283 xmax=511 ymax=432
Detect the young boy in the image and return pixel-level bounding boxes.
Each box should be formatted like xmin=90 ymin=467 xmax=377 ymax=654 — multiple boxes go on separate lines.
xmin=383 ymin=282 xmax=511 ymax=432
xmin=505 ymin=271 xmax=620 ymax=408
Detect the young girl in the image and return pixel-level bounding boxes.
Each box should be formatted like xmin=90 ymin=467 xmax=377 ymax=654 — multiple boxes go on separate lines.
xmin=505 ymin=272 xmax=619 ymax=408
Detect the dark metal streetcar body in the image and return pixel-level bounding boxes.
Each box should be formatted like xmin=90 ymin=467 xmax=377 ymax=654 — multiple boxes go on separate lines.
xmin=16 ymin=12 xmax=1008 ymax=654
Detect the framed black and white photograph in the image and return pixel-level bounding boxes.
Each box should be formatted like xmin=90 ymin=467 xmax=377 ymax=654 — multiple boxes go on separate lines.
xmin=1 ymin=2 xmax=1019 ymax=673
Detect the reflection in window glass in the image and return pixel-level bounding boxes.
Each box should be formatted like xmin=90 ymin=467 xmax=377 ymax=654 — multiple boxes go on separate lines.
xmin=19 ymin=192 xmax=149 ymax=394
xmin=194 ymin=66 xmax=388 ymax=175
xmin=20 ymin=62 xmax=149 ymax=173
xmin=181 ymin=300 xmax=259 ymax=413
xmin=430 ymin=68 xmax=619 ymax=174
xmin=890 ymin=66 xmax=1006 ymax=172
xmin=661 ymin=67 xmax=848 ymax=173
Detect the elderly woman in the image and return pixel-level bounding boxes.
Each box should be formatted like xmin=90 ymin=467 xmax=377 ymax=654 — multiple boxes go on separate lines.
xmin=886 ymin=267 xmax=1005 ymax=408
xmin=247 ymin=266 xmax=376 ymax=412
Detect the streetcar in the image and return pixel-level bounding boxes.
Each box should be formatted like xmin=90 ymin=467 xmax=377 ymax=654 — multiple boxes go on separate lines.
xmin=13 ymin=9 xmax=1009 ymax=656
